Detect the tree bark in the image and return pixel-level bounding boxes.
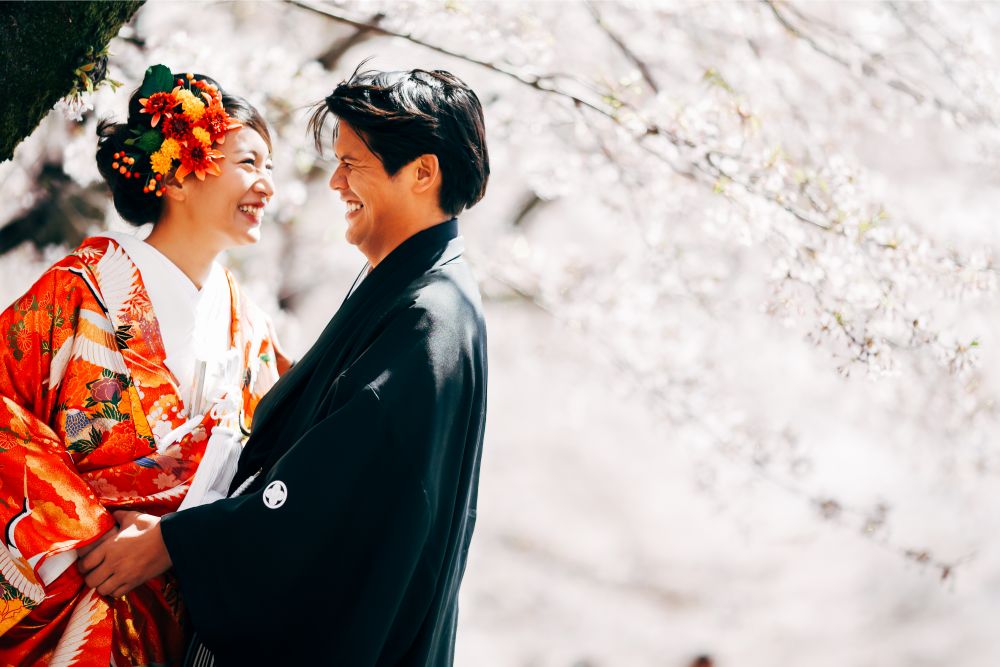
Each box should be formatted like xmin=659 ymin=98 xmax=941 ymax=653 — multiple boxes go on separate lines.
xmin=0 ymin=0 xmax=143 ymax=162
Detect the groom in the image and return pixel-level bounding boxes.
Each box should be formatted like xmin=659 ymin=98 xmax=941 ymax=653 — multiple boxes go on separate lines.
xmin=80 ymin=65 xmax=490 ymax=665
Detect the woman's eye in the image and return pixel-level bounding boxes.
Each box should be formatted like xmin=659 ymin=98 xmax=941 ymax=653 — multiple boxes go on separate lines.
xmin=241 ymin=159 xmax=255 ymax=165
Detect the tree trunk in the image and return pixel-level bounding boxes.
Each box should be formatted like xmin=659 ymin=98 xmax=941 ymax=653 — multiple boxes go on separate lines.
xmin=0 ymin=0 xmax=143 ymax=162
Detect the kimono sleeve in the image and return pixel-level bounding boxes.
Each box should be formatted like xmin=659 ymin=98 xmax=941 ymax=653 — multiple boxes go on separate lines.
xmin=0 ymin=268 xmax=116 ymax=635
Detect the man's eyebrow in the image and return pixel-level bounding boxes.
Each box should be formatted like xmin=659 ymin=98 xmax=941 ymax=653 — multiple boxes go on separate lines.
xmin=335 ymin=153 xmax=358 ymax=162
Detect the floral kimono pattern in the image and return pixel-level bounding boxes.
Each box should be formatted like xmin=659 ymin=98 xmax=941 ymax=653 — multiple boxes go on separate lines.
xmin=0 ymin=236 xmax=280 ymax=666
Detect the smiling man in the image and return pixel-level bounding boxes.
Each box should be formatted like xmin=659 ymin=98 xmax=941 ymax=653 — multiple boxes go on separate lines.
xmin=78 ymin=65 xmax=490 ymax=666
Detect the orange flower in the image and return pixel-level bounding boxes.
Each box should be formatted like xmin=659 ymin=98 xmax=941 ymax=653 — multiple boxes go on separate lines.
xmin=161 ymin=113 xmax=195 ymax=142
xmin=175 ymin=142 xmax=224 ymax=183
xmin=200 ymin=100 xmax=242 ymax=144
xmin=138 ymin=91 xmax=179 ymax=128
xmin=14 ymin=327 xmax=31 ymax=352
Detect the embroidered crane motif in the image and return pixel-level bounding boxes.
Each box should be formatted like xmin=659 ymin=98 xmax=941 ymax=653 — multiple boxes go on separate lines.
xmin=0 ymin=470 xmax=46 ymax=604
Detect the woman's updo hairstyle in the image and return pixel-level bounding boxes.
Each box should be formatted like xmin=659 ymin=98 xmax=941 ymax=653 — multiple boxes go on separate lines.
xmin=96 ymin=69 xmax=272 ymax=226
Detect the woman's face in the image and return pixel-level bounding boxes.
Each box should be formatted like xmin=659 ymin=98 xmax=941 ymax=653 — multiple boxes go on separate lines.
xmin=176 ymin=126 xmax=274 ymax=248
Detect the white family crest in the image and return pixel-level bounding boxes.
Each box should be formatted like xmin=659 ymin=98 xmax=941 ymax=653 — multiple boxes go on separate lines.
xmin=262 ymin=480 xmax=288 ymax=509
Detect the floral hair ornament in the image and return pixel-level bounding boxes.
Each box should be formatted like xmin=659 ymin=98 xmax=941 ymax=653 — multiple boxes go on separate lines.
xmin=118 ymin=65 xmax=242 ymax=197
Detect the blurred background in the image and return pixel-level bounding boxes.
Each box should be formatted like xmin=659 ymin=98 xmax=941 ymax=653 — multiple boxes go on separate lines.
xmin=2 ymin=1 xmax=1000 ymax=665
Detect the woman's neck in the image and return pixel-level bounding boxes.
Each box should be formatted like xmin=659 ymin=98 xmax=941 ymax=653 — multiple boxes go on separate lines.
xmin=143 ymin=219 xmax=220 ymax=290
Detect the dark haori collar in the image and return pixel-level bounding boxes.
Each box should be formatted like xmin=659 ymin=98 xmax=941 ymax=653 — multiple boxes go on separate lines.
xmin=370 ymin=217 xmax=459 ymax=278
xmin=344 ymin=217 xmax=461 ymax=307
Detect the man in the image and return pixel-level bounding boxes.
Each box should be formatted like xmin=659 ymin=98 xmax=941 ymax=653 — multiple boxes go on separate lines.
xmin=79 ymin=65 xmax=490 ymax=665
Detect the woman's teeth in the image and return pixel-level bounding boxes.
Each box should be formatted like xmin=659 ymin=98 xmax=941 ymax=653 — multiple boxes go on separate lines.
xmin=239 ymin=205 xmax=262 ymax=221
xmin=347 ymin=202 xmax=363 ymax=213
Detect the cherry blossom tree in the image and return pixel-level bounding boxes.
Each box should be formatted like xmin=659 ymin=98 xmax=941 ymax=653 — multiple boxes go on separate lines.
xmin=1 ymin=1 xmax=999 ymax=662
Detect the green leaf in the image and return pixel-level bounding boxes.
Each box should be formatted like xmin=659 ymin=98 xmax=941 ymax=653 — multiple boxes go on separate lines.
xmin=68 ymin=434 xmax=100 ymax=456
xmin=0 ymin=581 xmax=20 ymax=601
xmin=132 ymin=130 xmax=163 ymax=155
xmin=139 ymin=64 xmax=174 ymax=98
xmin=100 ymin=403 xmax=130 ymax=422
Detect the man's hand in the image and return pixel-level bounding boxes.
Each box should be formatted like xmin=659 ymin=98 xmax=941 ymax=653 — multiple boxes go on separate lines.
xmin=77 ymin=522 xmax=118 ymax=560
xmin=77 ymin=511 xmax=172 ymax=598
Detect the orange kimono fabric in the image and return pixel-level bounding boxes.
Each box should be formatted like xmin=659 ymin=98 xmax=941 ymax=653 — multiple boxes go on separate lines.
xmin=0 ymin=237 xmax=280 ymax=666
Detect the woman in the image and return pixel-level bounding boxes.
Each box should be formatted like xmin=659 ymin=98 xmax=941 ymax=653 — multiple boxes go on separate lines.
xmin=0 ymin=64 xmax=288 ymax=666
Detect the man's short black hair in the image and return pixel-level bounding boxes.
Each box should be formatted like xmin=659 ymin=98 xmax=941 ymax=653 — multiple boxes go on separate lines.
xmin=309 ymin=63 xmax=490 ymax=217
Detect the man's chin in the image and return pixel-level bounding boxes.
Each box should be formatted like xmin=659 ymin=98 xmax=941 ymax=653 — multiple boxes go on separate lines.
xmin=344 ymin=225 xmax=363 ymax=248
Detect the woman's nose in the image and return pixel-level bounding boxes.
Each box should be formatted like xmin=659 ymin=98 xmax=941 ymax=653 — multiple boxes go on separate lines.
xmin=253 ymin=175 xmax=275 ymax=198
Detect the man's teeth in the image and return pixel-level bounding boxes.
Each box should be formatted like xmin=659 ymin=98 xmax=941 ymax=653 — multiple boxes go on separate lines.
xmin=346 ymin=202 xmax=363 ymax=213
xmin=239 ymin=205 xmax=262 ymax=218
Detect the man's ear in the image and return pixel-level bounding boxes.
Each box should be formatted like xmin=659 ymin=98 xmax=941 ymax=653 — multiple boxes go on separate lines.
xmin=411 ymin=154 xmax=440 ymax=195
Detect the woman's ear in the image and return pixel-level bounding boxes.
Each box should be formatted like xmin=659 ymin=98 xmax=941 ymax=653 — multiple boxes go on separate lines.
xmin=411 ymin=154 xmax=440 ymax=195
xmin=162 ymin=174 xmax=186 ymax=203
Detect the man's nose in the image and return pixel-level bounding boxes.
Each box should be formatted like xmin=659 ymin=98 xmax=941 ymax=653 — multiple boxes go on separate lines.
xmin=329 ymin=165 xmax=347 ymax=191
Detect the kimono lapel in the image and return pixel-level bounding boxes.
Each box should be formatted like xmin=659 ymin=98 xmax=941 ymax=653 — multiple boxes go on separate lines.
xmin=234 ymin=220 xmax=462 ymax=485
xmin=75 ymin=237 xmax=235 ymax=453
xmin=250 ymin=220 xmax=461 ymax=429
xmin=224 ymin=269 xmax=268 ymax=434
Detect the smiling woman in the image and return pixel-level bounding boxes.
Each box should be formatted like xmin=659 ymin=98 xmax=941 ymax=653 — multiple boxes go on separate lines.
xmin=0 ymin=64 xmax=288 ymax=666
xmin=146 ymin=115 xmax=274 ymax=253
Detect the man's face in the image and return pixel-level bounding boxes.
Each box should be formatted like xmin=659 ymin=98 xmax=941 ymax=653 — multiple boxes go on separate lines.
xmin=328 ymin=122 xmax=408 ymax=257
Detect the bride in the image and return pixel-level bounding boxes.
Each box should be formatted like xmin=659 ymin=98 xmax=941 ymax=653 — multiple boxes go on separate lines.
xmin=0 ymin=64 xmax=289 ymax=666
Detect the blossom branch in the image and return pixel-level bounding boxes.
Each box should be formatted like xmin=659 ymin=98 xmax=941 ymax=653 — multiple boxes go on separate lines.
xmin=585 ymin=1 xmax=661 ymax=94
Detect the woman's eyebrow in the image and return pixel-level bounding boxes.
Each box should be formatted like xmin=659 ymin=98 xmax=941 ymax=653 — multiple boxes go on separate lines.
xmin=240 ymin=149 xmax=272 ymax=162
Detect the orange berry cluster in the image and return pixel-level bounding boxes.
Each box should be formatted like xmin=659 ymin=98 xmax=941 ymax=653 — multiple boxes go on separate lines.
xmin=112 ymin=151 xmax=166 ymax=197
xmin=176 ymin=73 xmax=217 ymax=94
xmin=111 ymin=152 xmax=142 ymax=180
xmin=143 ymin=173 xmax=166 ymax=197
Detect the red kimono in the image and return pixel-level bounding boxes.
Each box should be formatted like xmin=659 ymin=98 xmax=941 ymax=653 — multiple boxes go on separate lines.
xmin=0 ymin=236 xmax=281 ymax=666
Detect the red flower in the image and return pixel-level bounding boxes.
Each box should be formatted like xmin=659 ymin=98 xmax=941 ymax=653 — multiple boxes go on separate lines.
xmin=175 ymin=142 xmax=224 ymax=183
xmin=162 ymin=113 xmax=195 ymax=142
xmin=90 ymin=376 xmax=123 ymax=403
xmin=109 ymin=418 xmax=135 ymax=443
xmin=138 ymin=91 xmax=179 ymax=128
xmin=200 ymin=101 xmax=242 ymax=144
